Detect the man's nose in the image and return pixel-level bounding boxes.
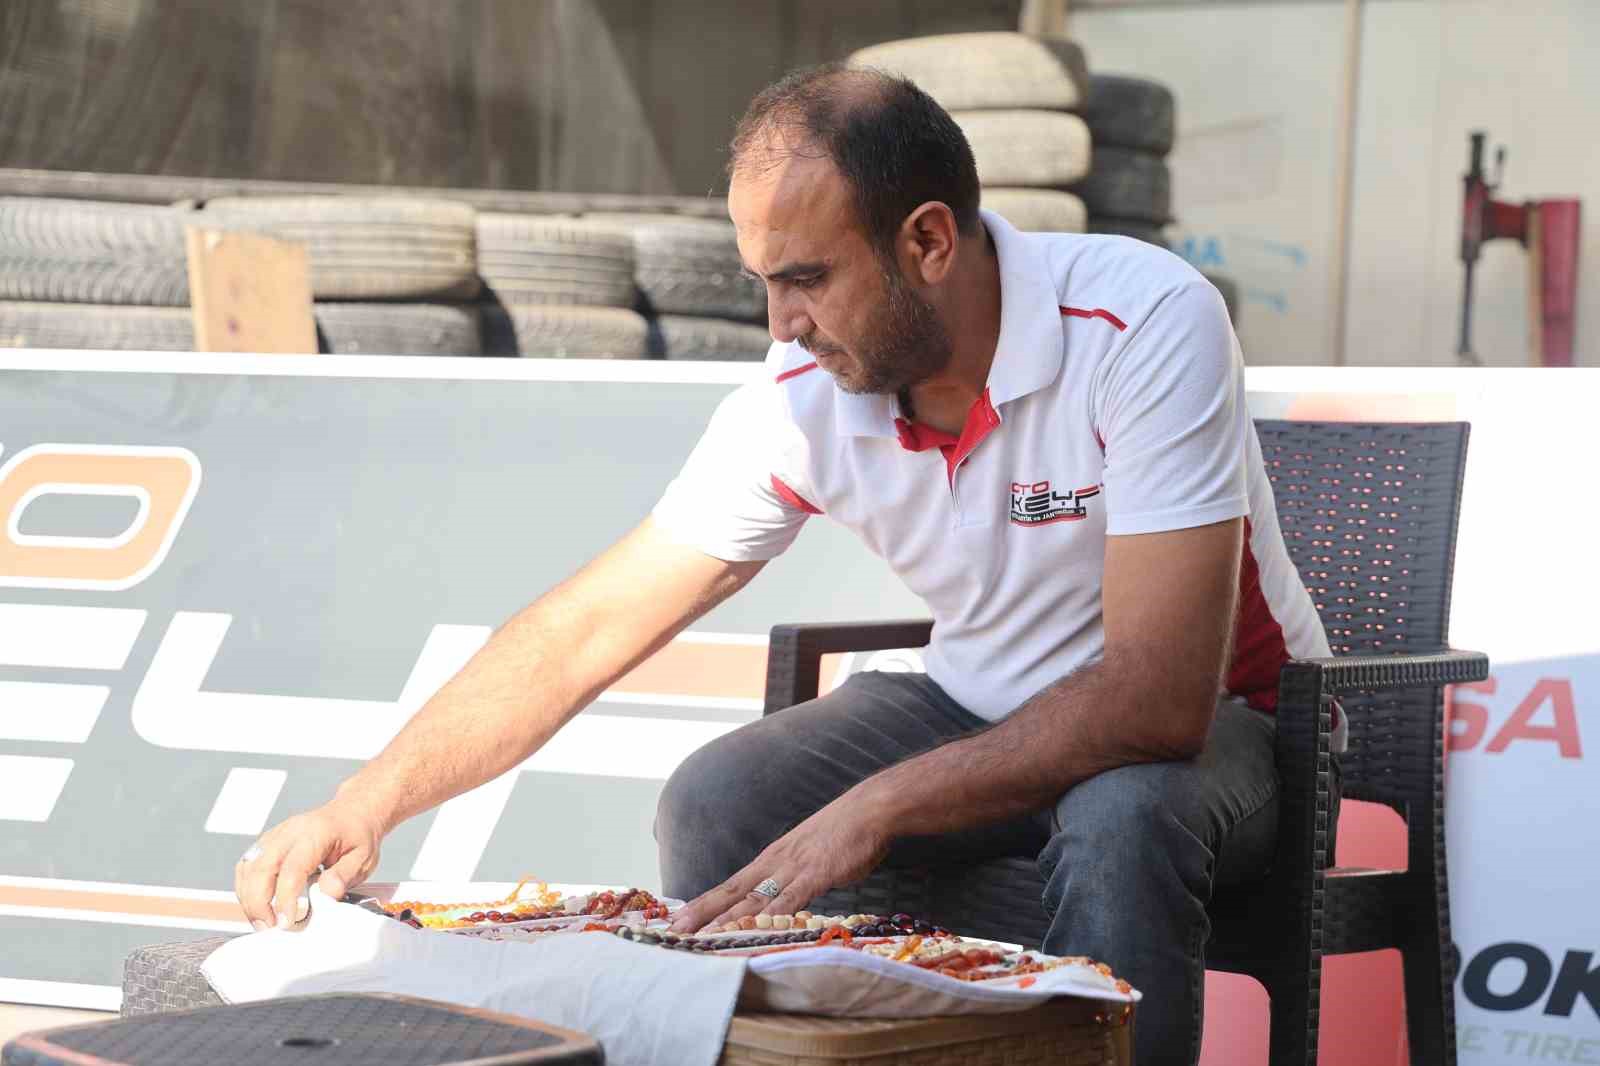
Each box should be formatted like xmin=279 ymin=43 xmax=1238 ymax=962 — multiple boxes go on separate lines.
xmin=766 ymin=287 xmax=812 ymax=345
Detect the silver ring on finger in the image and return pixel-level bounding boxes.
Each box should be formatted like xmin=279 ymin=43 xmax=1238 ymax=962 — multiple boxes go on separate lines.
xmin=238 ymin=843 xmax=263 ymax=865
xmin=751 ymin=877 xmax=781 ymax=900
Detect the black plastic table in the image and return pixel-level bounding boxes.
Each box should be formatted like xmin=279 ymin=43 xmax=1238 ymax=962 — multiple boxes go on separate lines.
xmin=2 ymin=992 xmax=602 ymax=1066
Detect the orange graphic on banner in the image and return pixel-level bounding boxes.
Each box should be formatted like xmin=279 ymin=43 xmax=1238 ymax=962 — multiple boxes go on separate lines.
xmin=0 ymin=884 xmax=244 ymax=925
xmin=609 ymin=645 xmax=850 ymax=703
xmin=0 ymin=445 xmax=200 ymax=590
xmin=611 ymin=642 xmax=769 ymax=701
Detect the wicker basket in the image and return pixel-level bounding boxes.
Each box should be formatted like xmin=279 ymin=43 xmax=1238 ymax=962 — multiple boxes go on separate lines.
xmin=720 ymin=999 xmax=1131 ymax=1065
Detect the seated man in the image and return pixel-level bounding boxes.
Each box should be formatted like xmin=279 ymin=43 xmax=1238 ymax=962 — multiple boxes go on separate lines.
xmin=236 ymin=66 xmax=1330 ymax=1066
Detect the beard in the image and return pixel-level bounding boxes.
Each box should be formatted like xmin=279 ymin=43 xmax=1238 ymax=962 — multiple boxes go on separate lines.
xmin=800 ymin=264 xmax=953 ymax=396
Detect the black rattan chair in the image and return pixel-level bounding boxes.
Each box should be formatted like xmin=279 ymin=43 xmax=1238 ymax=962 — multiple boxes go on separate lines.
xmin=762 ymin=420 xmax=1489 ymax=1066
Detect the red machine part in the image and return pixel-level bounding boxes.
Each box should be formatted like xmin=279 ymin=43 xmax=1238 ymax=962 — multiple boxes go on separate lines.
xmin=1532 ymin=200 xmax=1582 ymax=368
xmin=1458 ymin=132 xmax=1582 ymax=367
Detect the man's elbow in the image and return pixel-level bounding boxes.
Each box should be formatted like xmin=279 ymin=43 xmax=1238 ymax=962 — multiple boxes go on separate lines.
xmin=1149 ymin=690 xmax=1218 ymax=761
xmin=1164 ymin=728 xmax=1209 ymax=761
xmin=1107 ymin=648 xmax=1224 ymax=761
xmin=1146 ymin=729 xmax=1206 ymax=762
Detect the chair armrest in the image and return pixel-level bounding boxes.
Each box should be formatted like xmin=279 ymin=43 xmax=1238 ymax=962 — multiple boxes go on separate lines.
xmin=764 ymin=619 xmax=934 ymax=714
xmin=1288 ymin=649 xmax=1490 ymax=694
xmin=1268 ymin=647 xmax=1489 ymax=912
xmin=1272 ymin=647 xmax=1488 ymax=801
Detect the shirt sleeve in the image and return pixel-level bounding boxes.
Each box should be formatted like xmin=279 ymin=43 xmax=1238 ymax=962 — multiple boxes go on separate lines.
xmin=650 ymin=381 xmax=817 ymax=561
xmin=1092 ymin=280 xmax=1251 ymax=536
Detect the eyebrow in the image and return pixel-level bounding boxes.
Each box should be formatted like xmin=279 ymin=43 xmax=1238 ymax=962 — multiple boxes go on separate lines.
xmin=741 ymin=260 xmax=828 ymax=283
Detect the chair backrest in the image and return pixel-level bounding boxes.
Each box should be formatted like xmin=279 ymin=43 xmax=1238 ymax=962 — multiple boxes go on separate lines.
xmin=1255 ymin=420 xmax=1471 ymax=810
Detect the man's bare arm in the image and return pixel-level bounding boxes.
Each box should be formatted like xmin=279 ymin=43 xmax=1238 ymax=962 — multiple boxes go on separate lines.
xmin=672 ymin=516 xmax=1241 ymax=929
xmin=857 ymin=516 xmax=1242 ymax=834
xmin=237 ymin=517 xmax=765 ymax=928
xmin=340 ymin=519 xmax=766 ymax=831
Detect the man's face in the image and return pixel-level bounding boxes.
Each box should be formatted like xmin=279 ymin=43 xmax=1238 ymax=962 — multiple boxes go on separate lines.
xmin=729 ymin=150 xmax=952 ymax=395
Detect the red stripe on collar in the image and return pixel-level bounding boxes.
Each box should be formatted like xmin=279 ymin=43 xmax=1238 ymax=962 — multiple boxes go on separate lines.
xmin=775 ymin=362 xmax=819 ymax=383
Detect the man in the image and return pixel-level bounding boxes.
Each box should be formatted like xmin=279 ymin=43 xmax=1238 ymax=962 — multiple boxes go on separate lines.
xmin=236 ymin=66 xmax=1330 ymax=1066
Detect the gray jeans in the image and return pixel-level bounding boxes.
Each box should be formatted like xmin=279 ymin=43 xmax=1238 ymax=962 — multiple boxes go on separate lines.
xmin=654 ymin=671 xmax=1279 ymax=1066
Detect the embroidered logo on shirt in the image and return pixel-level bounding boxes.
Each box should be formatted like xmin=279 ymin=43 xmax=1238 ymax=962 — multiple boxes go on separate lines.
xmin=1009 ymin=480 xmax=1101 ymax=527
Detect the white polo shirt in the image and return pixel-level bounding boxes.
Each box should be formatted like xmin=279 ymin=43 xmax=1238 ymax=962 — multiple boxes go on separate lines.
xmin=653 ymin=210 xmax=1332 ymax=731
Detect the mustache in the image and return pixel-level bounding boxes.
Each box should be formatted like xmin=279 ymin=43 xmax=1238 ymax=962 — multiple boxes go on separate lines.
xmin=799 ymin=332 xmax=844 ymax=356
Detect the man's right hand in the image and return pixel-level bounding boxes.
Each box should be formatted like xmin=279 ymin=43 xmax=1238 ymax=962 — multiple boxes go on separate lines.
xmin=234 ymin=799 xmax=385 ymax=930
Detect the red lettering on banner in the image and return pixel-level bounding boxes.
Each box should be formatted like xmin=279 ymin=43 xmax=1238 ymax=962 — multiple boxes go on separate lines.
xmin=1448 ymin=677 xmax=1584 ymax=758
xmin=1486 ymin=679 xmax=1583 ymax=759
xmin=1447 ymin=680 xmax=1495 ymax=752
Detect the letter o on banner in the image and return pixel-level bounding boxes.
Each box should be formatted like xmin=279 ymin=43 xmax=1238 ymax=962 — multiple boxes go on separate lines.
xmin=1462 ymin=942 xmax=1554 ymax=1012
xmin=0 ymin=444 xmax=201 ymax=591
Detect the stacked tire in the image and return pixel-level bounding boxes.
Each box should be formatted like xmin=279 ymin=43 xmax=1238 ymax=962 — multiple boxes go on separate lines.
xmin=475 ymin=213 xmax=648 ymax=359
xmin=850 ymin=36 xmax=1238 ymax=325
xmin=0 ymin=194 xmax=773 ymax=362
xmin=475 ymin=212 xmax=770 ymax=361
xmin=581 ymin=214 xmax=771 ymax=362
xmin=1078 ymin=75 xmax=1176 ymax=247
xmin=0 ymin=197 xmax=194 ymax=306
xmin=203 ymin=196 xmax=485 ymax=355
xmin=199 ymin=197 xmax=482 ymax=303
xmin=1071 ymin=73 xmax=1236 ymax=322
xmin=0 ymin=196 xmax=486 ymax=356
xmin=850 ymin=33 xmax=1092 ymax=236
xmin=0 ymin=302 xmax=482 ymax=357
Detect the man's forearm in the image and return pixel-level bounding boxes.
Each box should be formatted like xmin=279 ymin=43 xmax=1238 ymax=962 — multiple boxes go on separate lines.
xmin=331 ymin=591 xmax=610 ymax=833
xmin=330 ymin=522 xmax=760 ymax=834
xmin=853 ymin=649 xmax=1217 ymax=840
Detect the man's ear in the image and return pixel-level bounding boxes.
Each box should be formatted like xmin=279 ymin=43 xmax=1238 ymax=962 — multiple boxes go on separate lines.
xmin=899 ymin=202 xmax=960 ymax=286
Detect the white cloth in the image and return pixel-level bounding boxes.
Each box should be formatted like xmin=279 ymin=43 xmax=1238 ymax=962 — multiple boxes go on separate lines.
xmin=741 ymin=945 xmax=1139 ymax=1016
xmin=651 ymin=209 xmax=1334 ymax=736
xmin=202 ymin=889 xmax=747 ymax=1066
xmin=203 ymin=892 xmax=1140 ymax=1061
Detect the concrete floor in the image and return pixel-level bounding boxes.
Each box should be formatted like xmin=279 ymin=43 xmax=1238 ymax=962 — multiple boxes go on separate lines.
xmin=0 ymin=1003 xmax=116 ymax=1046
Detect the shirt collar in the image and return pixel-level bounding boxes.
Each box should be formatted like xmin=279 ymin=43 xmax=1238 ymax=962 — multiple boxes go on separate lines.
xmin=835 ymin=208 xmax=1065 ymax=438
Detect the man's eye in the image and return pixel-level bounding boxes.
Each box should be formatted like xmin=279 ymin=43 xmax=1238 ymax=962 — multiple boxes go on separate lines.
xmin=792 ymin=274 xmax=824 ymax=290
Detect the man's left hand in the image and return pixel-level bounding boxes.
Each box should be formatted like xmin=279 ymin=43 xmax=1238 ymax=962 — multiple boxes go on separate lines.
xmin=668 ymin=793 xmax=890 ymax=933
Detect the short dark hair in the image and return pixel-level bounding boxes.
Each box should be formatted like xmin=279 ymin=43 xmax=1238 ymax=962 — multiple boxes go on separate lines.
xmin=729 ymin=64 xmax=981 ymax=257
